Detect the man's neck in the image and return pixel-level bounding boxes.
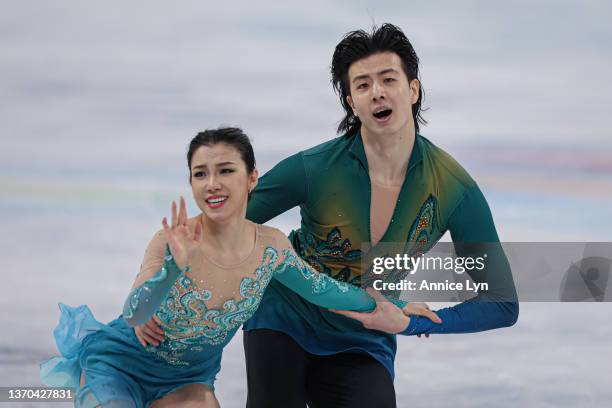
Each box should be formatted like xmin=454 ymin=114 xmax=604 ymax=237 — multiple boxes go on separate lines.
xmin=361 ymin=126 xmax=415 ymax=186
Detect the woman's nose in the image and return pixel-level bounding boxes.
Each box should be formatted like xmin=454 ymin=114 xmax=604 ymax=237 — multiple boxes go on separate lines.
xmin=206 ymin=175 xmax=221 ymax=191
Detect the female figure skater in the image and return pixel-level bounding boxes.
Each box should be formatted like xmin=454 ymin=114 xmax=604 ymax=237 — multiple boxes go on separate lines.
xmin=40 ymin=127 xmax=416 ymax=407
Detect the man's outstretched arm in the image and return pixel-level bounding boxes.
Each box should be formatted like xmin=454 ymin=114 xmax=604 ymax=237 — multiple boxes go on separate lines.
xmin=332 ymin=185 xmax=518 ymax=335
xmin=402 ymin=184 xmax=518 ymax=335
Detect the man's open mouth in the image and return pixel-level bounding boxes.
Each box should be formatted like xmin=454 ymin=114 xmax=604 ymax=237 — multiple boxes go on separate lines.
xmin=373 ymin=109 xmax=392 ymax=119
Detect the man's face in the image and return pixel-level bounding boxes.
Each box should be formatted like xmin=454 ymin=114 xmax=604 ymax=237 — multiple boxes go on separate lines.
xmin=346 ymin=51 xmax=419 ymax=138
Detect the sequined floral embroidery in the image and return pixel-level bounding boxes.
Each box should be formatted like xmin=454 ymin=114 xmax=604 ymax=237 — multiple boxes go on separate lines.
xmin=292 ymin=227 xmax=361 ymax=284
xmin=275 ymin=248 xmax=350 ymax=295
xmin=148 ymin=247 xmax=279 ymax=365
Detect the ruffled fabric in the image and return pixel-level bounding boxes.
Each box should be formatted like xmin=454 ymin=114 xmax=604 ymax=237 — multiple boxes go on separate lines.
xmin=40 ymin=303 xmax=104 ymax=388
xmin=41 ymin=303 xmax=220 ymax=408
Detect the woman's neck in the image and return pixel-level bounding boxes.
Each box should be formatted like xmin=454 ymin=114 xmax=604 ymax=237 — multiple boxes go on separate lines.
xmin=199 ymin=213 xmax=254 ymax=255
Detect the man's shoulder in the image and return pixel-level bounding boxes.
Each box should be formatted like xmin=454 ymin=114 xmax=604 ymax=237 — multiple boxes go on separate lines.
xmin=419 ymin=135 xmax=476 ymax=189
xmin=300 ymin=134 xmax=351 ymax=157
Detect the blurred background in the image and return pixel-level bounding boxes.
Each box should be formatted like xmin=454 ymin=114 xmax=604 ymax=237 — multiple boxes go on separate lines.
xmin=1 ymin=1 xmax=611 ymax=407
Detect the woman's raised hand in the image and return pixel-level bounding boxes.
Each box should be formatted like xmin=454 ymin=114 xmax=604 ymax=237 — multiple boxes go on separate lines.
xmin=161 ymin=197 xmax=203 ymax=270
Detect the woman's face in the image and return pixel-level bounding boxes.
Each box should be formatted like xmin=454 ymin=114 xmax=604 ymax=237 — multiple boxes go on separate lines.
xmin=190 ymin=143 xmax=258 ymax=224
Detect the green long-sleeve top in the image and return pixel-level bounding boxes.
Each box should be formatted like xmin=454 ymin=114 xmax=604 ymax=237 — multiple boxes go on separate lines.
xmin=243 ymin=133 xmax=518 ymax=378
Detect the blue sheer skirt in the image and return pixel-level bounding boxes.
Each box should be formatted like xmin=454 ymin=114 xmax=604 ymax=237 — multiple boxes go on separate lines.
xmin=40 ymin=303 xmax=221 ymax=408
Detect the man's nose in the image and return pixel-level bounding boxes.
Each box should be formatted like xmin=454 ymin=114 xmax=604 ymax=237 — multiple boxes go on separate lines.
xmin=372 ymin=80 xmax=385 ymax=100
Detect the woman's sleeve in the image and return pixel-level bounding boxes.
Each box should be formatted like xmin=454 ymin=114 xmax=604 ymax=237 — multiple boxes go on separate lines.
xmin=122 ymin=231 xmax=189 ymax=326
xmin=271 ymin=233 xmax=406 ymax=312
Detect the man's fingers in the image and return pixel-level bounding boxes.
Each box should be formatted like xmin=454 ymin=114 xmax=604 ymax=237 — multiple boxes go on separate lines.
xmin=146 ymin=319 xmax=165 ymax=336
xmin=412 ymin=307 xmax=442 ymax=323
xmin=423 ymin=309 xmax=442 ymax=324
xmin=143 ymin=325 xmax=164 ymax=342
xmin=329 ymin=309 xmax=370 ymax=324
xmin=405 ymin=303 xmax=442 ymax=324
xmin=135 ymin=327 xmax=159 ymax=347
xmin=134 ymin=328 xmax=147 ymax=347
xmin=140 ymin=331 xmax=160 ymax=347
xmin=411 ymin=302 xmax=430 ymax=310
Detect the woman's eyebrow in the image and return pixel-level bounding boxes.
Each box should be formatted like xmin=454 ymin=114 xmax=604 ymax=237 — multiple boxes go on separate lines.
xmin=192 ymin=161 xmax=237 ymax=170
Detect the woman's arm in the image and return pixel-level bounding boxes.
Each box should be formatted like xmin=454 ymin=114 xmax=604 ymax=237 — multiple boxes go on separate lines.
xmin=124 ymin=198 xmax=202 ymax=327
xmin=270 ymin=231 xmax=409 ymax=312
xmin=123 ymin=244 xmax=188 ymax=327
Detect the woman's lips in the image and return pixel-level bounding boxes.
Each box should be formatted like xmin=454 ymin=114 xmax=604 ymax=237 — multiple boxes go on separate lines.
xmin=206 ymin=196 xmax=227 ymax=209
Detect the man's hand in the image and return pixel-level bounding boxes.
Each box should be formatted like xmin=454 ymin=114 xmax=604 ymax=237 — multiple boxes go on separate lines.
xmin=403 ymin=302 xmax=442 ymax=338
xmin=134 ymin=316 xmax=165 ymax=347
xmin=329 ymin=288 xmax=442 ymax=335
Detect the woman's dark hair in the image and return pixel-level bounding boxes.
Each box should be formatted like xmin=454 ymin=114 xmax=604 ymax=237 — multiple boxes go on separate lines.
xmin=187 ymin=127 xmax=256 ymax=180
xmin=331 ymin=23 xmax=426 ymax=137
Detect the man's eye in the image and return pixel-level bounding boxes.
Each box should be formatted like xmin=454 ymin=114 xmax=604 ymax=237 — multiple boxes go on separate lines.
xmin=221 ymin=169 xmax=235 ymax=174
xmin=384 ymin=77 xmax=396 ymax=83
xmin=357 ymin=83 xmax=368 ymax=89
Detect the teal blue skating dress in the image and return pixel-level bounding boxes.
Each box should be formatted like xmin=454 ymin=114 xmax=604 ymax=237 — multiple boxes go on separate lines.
xmin=40 ymin=222 xmax=391 ymax=407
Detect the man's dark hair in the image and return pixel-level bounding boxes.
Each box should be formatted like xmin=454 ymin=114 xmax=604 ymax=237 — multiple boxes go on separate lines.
xmin=331 ymin=23 xmax=426 ymax=137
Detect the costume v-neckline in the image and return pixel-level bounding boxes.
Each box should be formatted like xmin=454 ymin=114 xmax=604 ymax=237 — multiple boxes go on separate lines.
xmin=199 ymin=219 xmax=260 ymax=269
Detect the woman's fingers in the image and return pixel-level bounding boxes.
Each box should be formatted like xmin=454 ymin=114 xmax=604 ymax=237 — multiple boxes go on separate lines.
xmin=179 ymin=196 xmax=188 ymax=226
xmin=162 ymin=217 xmax=169 ymax=231
xmin=171 ymin=201 xmax=178 ymax=228
xmin=161 ymin=217 xmax=171 ymax=240
xmin=193 ymin=220 xmax=203 ymax=242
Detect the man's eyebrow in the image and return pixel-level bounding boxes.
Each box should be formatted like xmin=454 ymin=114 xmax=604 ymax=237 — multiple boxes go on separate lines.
xmin=192 ymin=161 xmax=237 ymax=170
xmin=352 ymin=68 xmax=399 ymax=83
xmin=377 ymin=68 xmax=399 ymax=76
xmin=352 ymin=73 xmax=371 ymax=83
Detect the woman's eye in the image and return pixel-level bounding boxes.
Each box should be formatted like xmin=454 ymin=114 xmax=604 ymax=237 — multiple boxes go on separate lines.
xmin=193 ymin=171 xmax=205 ymax=178
xmin=221 ymin=169 xmax=235 ymax=174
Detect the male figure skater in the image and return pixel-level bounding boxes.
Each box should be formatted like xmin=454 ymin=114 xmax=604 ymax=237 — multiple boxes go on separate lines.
xmin=136 ymin=23 xmax=518 ymax=408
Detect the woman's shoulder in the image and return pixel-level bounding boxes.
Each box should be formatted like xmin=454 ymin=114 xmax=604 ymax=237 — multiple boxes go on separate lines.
xmin=254 ymin=223 xmax=290 ymax=247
